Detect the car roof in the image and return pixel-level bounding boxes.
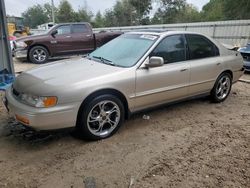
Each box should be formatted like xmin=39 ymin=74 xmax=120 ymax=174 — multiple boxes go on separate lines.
xmin=133 ymin=29 xmax=169 ymax=33
xmin=56 ymin=22 xmax=90 ymax=26
xmin=128 ymin=30 xmax=203 ymax=36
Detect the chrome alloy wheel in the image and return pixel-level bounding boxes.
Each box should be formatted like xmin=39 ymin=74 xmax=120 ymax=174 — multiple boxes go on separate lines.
xmin=33 ymin=49 xmax=46 ymax=62
xmin=216 ymin=75 xmax=231 ymax=100
xmin=87 ymin=100 xmax=121 ymax=137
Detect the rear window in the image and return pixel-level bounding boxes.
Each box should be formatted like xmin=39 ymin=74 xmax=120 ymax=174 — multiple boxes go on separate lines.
xmin=72 ymin=24 xmax=89 ymax=33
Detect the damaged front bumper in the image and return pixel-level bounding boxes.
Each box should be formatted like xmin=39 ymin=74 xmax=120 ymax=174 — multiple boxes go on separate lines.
xmin=243 ymin=60 xmax=250 ymax=71
xmin=15 ymin=48 xmax=28 ymax=60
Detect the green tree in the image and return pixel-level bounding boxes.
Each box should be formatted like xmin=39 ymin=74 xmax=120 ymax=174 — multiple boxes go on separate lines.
xmin=22 ymin=5 xmax=49 ymax=28
xmin=223 ymin=0 xmax=250 ymax=20
xmin=129 ymin=0 xmax=152 ymax=24
xmin=94 ymin=11 xmax=104 ymax=28
xmin=176 ymin=4 xmax=201 ymax=23
xmin=103 ymin=9 xmax=116 ymax=27
xmin=152 ymin=0 xmax=187 ymax=24
xmin=43 ymin=3 xmax=58 ymax=23
xmin=103 ymin=0 xmax=138 ymax=27
xmin=74 ymin=7 xmax=93 ymax=22
xmin=57 ymin=0 xmax=75 ymax=23
xmin=201 ymin=0 xmax=225 ymax=21
xmin=201 ymin=0 xmax=250 ymax=21
xmin=114 ymin=0 xmax=135 ymax=26
xmin=151 ymin=0 xmax=201 ymax=24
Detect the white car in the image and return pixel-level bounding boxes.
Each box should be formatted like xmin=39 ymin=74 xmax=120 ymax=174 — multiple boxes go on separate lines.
xmin=4 ymin=30 xmax=244 ymax=140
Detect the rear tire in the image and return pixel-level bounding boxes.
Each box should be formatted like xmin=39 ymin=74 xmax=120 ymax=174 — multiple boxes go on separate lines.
xmin=29 ymin=46 xmax=49 ymax=64
xmin=76 ymin=94 xmax=125 ymax=141
xmin=210 ymin=73 xmax=232 ymax=103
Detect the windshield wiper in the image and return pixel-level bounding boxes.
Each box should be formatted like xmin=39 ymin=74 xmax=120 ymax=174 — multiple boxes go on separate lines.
xmin=92 ymin=56 xmax=116 ymax=66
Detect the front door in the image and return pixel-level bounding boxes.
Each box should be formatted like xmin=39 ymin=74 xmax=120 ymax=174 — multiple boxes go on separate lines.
xmin=135 ymin=34 xmax=190 ymax=110
xmin=50 ymin=25 xmax=74 ymax=54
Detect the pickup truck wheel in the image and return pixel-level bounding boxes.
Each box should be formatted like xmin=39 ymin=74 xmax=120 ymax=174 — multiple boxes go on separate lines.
xmin=210 ymin=73 xmax=232 ymax=103
xmin=76 ymin=94 xmax=125 ymax=140
xmin=29 ymin=46 xmax=49 ymax=64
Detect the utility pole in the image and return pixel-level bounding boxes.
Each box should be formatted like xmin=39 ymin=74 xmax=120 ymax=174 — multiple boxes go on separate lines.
xmin=0 ymin=0 xmax=14 ymax=75
xmin=51 ymin=0 xmax=55 ymax=24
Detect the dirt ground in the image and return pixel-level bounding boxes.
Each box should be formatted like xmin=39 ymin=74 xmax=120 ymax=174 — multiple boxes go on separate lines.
xmin=0 ymin=58 xmax=250 ymax=188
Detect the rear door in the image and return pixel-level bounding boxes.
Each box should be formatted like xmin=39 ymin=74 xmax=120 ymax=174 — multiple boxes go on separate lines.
xmin=185 ymin=34 xmax=223 ymax=96
xmin=135 ymin=34 xmax=190 ymax=110
xmin=71 ymin=24 xmax=95 ymax=53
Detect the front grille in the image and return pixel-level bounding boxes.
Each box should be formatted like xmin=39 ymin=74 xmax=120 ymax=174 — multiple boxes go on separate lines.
xmin=244 ymin=65 xmax=250 ymax=70
xmin=241 ymin=53 xmax=250 ymax=61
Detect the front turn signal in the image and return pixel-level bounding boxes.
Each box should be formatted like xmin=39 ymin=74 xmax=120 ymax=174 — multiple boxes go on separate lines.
xmin=42 ymin=97 xmax=58 ymax=108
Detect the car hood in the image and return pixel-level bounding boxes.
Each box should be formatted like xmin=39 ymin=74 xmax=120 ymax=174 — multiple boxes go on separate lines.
xmin=13 ymin=58 xmax=127 ymax=96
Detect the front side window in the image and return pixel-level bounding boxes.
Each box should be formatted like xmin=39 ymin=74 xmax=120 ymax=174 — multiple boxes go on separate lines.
xmin=72 ymin=24 xmax=88 ymax=33
xmin=186 ymin=34 xmax=219 ymax=60
xmin=56 ymin=25 xmax=71 ymax=35
xmin=150 ymin=35 xmax=186 ymax=64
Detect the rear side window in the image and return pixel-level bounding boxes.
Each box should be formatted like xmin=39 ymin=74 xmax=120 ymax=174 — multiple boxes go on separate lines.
xmin=150 ymin=35 xmax=186 ymax=64
xmin=57 ymin=25 xmax=71 ymax=35
xmin=186 ymin=34 xmax=219 ymax=60
xmin=72 ymin=24 xmax=89 ymax=33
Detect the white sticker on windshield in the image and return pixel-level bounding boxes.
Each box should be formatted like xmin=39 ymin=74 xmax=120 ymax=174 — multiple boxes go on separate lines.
xmin=140 ymin=35 xmax=157 ymax=41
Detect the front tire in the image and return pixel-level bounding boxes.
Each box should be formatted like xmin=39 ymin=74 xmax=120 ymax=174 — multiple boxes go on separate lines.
xmin=29 ymin=46 xmax=49 ymax=64
xmin=210 ymin=73 xmax=232 ymax=103
xmin=76 ymin=94 xmax=125 ymax=140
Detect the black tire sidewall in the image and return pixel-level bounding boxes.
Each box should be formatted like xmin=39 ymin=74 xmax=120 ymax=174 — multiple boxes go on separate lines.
xmin=211 ymin=73 xmax=232 ymax=103
xmin=77 ymin=94 xmax=125 ymax=140
xmin=29 ymin=46 xmax=49 ymax=64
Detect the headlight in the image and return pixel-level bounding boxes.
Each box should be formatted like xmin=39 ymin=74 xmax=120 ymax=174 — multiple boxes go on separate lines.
xmin=16 ymin=41 xmax=27 ymax=48
xmin=20 ymin=94 xmax=57 ymax=108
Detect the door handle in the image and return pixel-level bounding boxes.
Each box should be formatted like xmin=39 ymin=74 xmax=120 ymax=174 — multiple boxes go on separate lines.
xmin=216 ymin=62 xmax=221 ymax=66
xmin=65 ymin=35 xmax=71 ymax=38
xmin=86 ymin=34 xmax=92 ymax=37
xmin=180 ymin=68 xmax=188 ymax=72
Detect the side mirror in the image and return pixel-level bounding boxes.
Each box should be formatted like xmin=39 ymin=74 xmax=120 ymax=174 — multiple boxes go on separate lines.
xmin=145 ymin=56 xmax=164 ymax=68
xmin=51 ymin=30 xmax=58 ymax=37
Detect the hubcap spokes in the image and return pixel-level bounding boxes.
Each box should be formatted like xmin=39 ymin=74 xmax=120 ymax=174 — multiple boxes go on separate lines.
xmin=216 ymin=76 xmax=230 ymax=100
xmin=87 ymin=101 xmax=120 ymax=137
xmin=33 ymin=49 xmax=46 ymax=62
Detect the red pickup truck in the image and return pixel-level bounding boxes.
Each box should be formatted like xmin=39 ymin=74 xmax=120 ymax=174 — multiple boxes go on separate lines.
xmin=14 ymin=22 xmax=122 ymax=64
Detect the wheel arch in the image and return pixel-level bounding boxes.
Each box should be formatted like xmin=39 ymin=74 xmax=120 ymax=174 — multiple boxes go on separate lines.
xmin=213 ymin=70 xmax=233 ymax=89
xmin=76 ymin=88 xmax=130 ymax=126
xmin=28 ymin=44 xmax=51 ymax=60
xmin=211 ymin=69 xmax=233 ymax=103
xmin=222 ymin=70 xmax=233 ymax=80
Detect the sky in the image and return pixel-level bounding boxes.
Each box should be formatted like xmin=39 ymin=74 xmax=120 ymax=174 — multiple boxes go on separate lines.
xmin=5 ymin=0 xmax=209 ymax=17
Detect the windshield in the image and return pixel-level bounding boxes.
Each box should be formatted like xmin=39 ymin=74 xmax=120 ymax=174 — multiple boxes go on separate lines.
xmin=89 ymin=34 xmax=158 ymax=67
